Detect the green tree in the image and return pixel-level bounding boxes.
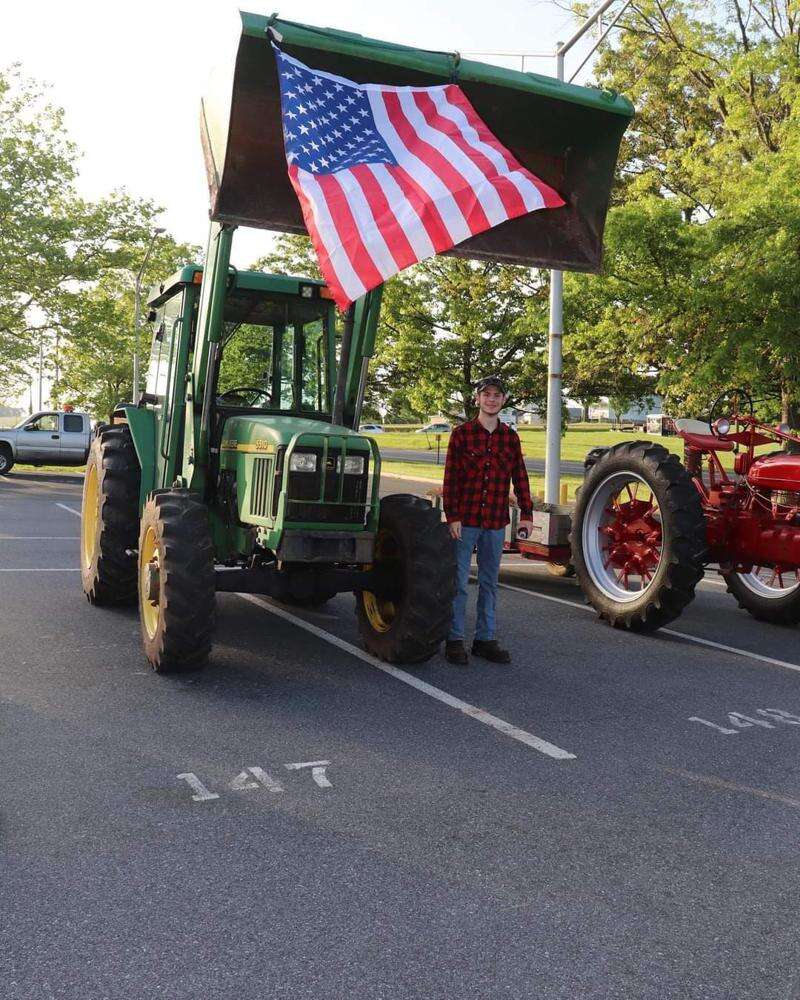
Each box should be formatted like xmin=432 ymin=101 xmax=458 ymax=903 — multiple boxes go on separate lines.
xmin=556 ymin=1 xmax=800 ymax=421
xmin=0 ymin=64 xmax=195 ymax=408
xmin=254 ymin=235 xmax=552 ymax=421
xmin=52 ymin=230 xmax=199 ymax=419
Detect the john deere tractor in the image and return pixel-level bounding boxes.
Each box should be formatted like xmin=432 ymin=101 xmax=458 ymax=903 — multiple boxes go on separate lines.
xmin=79 ymin=13 xmax=631 ymax=672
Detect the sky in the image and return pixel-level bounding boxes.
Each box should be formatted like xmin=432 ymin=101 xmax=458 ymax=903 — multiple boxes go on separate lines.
xmin=1 ymin=0 xmax=591 ymax=268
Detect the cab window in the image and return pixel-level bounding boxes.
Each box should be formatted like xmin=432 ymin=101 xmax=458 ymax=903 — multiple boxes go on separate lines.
xmin=63 ymin=414 xmax=84 ymax=433
xmin=25 ymin=413 xmax=58 ymax=432
xmin=216 ymin=290 xmax=331 ymax=415
xmin=145 ymin=291 xmax=183 ymax=401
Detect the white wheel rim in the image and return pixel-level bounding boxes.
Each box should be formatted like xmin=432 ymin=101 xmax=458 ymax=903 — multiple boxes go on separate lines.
xmin=736 ymin=566 xmax=800 ymax=599
xmin=581 ymin=471 xmax=665 ymax=603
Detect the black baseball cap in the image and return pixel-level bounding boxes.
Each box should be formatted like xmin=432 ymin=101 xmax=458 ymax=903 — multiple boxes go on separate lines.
xmin=474 ymin=375 xmax=507 ymax=394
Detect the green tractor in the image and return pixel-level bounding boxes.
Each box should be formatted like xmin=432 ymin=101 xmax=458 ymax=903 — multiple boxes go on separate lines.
xmin=79 ymin=13 xmax=632 ymax=672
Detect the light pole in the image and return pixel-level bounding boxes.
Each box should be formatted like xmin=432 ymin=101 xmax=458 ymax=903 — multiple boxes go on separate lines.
xmin=466 ymin=2 xmax=632 ymax=503
xmin=543 ymin=0 xmax=632 ymax=504
xmin=133 ymin=226 xmax=165 ymax=404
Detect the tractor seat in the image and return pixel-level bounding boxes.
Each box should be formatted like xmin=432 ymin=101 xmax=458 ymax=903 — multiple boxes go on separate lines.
xmin=673 ymin=418 xmax=734 ymax=452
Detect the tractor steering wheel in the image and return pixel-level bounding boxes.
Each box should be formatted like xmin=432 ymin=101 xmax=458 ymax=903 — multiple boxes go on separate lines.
xmin=709 ymin=388 xmax=754 ymax=437
xmin=216 ymin=386 xmax=270 ymax=407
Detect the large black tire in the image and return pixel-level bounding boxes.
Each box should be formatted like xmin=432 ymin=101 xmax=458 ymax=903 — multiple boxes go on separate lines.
xmin=571 ymin=441 xmax=707 ymax=631
xmin=137 ymin=491 xmax=216 ymax=672
xmin=0 ymin=445 xmax=13 ymax=475
xmin=722 ymin=569 xmax=800 ymax=626
xmin=81 ymin=425 xmax=140 ymax=605
xmin=356 ymin=494 xmax=456 ymax=663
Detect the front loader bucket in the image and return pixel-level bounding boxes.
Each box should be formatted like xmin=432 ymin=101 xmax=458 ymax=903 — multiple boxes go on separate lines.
xmin=201 ymin=12 xmax=633 ymax=273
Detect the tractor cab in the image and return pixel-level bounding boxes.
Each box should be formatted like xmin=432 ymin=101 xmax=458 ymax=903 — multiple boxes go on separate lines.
xmin=143 ymin=265 xmax=380 ymax=564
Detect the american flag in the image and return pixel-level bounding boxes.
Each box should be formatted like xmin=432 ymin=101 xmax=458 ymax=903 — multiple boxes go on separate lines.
xmin=274 ymin=44 xmax=565 ymax=310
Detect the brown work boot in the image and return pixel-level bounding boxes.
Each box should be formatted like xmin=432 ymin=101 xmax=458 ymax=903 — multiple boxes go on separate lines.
xmin=445 ymin=640 xmax=469 ymax=665
xmin=471 ymin=639 xmax=511 ymax=664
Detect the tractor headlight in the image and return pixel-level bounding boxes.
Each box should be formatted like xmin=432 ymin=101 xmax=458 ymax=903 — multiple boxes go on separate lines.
xmin=289 ymin=452 xmax=318 ymax=472
xmin=339 ymin=455 xmax=366 ymax=475
xmin=714 ymin=417 xmax=731 ymax=436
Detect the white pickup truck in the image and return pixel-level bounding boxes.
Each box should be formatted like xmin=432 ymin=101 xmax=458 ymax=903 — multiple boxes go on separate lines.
xmin=0 ymin=410 xmax=93 ymax=474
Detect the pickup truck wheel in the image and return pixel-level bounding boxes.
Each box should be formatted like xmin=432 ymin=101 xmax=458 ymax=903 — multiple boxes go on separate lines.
xmin=0 ymin=446 xmax=13 ymax=475
xmin=138 ymin=491 xmax=216 ymax=672
xmin=571 ymin=441 xmax=707 ymax=631
xmin=81 ymin=426 xmax=140 ymax=605
xmin=356 ymin=494 xmax=456 ymax=664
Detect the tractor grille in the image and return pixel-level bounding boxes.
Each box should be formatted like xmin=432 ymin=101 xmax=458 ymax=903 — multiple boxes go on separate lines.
xmin=251 ymin=457 xmax=272 ymax=518
xmin=276 ymin=446 xmax=369 ymax=525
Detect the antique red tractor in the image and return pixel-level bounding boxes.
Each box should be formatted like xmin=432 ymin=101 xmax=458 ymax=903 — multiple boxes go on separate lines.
xmin=571 ymin=391 xmax=800 ymax=630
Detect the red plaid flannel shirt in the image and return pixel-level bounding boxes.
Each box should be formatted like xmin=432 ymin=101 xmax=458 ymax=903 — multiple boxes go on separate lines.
xmin=442 ymin=418 xmax=533 ymax=529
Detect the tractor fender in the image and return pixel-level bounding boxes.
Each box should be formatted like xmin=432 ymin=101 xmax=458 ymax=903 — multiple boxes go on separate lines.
xmin=114 ymin=404 xmax=156 ymax=507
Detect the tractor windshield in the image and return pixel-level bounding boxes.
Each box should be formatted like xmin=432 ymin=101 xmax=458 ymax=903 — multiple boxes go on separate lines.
xmin=215 ymin=288 xmax=332 ymax=415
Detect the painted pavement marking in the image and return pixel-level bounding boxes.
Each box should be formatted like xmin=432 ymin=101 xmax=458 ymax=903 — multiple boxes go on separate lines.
xmin=494 ymin=579 xmax=800 ymax=676
xmin=55 ymin=503 xmax=82 ymax=517
xmin=237 ymin=593 xmax=576 ymax=761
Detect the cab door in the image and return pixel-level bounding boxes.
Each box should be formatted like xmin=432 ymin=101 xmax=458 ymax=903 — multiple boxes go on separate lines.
xmin=60 ymin=412 xmax=88 ymax=461
xmin=16 ymin=413 xmax=61 ymax=461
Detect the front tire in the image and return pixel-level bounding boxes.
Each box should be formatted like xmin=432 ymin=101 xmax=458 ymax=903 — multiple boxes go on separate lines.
xmin=356 ymin=494 xmax=456 ymax=663
xmin=571 ymin=441 xmax=707 ymax=631
xmin=81 ymin=425 xmax=140 ymax=605
xmin=0 ymin=446 xmax=14 ymax=475
xmin=138 ymin=491 xmax=216 ymax=672
xmin=722 ymin=567 xmax=800 ymax=626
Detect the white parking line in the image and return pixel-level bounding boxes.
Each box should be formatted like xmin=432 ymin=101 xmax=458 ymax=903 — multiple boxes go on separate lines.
xmin=495 ymin=580 xmax=800 ymax=675
xmin=237 ymin=593 xmax=577 ymax=761
xmin=0 ymin=536 xmax=79 ymax=540
xmin=56 ymin=503 xmax=81 ymax=517
xmin=0 ymin=568 xmax=80 ymax=572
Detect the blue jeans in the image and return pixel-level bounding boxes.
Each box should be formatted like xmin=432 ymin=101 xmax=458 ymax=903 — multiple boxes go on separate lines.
xmin=448 ymin=526 xmax=505 ymax=642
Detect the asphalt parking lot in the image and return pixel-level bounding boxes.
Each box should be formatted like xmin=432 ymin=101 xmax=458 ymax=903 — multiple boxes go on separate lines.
xmin=3 ymin=472 xmax=800 ymax=1000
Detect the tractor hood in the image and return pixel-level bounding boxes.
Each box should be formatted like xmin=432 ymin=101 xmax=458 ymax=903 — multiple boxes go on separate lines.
xmin=219 ymin=414 xmax=372 ymax=454
xmin=201 ymin=12 xmax=633 ymax=273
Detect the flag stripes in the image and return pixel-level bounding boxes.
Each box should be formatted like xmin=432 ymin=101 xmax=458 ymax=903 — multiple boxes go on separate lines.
xmin=276 ymin=46 xmax=564 ymax=309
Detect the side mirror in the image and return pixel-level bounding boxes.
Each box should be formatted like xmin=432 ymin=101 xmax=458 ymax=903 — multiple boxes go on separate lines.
xmin=23 ymin=425 xmax=37 ymax=432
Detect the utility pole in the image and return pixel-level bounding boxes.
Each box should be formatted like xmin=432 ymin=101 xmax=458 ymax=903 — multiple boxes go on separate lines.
xmin=543 ymin=0 xmax=632 ymax=504
xmin=464 ymin=1 xmax=633 ymax=504
xmin=133 ymin=226 xmax=165 ymax=404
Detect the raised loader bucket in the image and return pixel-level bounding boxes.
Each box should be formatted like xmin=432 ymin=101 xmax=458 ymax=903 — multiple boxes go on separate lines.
xmin=201 ymin=12 xmax=633 ymax=273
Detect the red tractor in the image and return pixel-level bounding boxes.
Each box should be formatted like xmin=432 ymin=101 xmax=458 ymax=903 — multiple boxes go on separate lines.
xmin=571 ymin=391 xmax=800 ymax=630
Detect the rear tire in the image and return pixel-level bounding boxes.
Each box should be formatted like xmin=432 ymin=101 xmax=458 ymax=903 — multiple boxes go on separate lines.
xmin=722 ymin=568 xmax=800 ymax=626
xmin=81 ymin=425 xmax=140 ymax=605
xmin=356 ymin=494 xmax=456 ymax=663
xmin=571 ymin=441 xmax=707 ymax=631
xmin=138 ymin=491 xmax=216 ymax=672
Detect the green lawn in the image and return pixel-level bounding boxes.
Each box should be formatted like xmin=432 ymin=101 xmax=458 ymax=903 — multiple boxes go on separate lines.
xmin=366 ymin=423 xmax=773 ymax=471
xmin=380 ymin=459 xmax=585 ymax=500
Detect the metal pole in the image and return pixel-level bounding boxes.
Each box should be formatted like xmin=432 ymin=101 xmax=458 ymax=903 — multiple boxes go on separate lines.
xmin=332 ymin=305 xmax=356 ymax=427
xmin=133 ymin=227 xmax=165 ymax=404
xmin=544 ymin=49 xmax=565 ymax=506
xmin=37 ymin=335 xmax=43 ymax=410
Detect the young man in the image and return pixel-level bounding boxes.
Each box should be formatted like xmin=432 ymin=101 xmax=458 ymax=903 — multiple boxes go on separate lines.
xmin=442 ymin=376 xmax=533 ymax=665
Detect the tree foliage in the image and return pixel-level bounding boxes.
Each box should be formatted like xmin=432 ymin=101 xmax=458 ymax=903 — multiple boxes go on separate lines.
xmin=557 ymin=0 xmax=800 ymax=422
xmin=0 ymin=64 xmax=197 ymax=414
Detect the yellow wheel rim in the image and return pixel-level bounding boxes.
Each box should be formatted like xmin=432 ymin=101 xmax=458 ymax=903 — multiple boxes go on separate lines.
xmin=362 ymin=527 xmax=400 ymax=633
xmin=362 ymin=590 xmax=396 ymax=633
xmin=81 ymin=462 xmax=99 ymax=572
xmin=139 ymin=524 xmax=161 ymax=639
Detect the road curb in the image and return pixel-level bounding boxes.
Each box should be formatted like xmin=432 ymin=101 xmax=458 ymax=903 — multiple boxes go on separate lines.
xmin=7 ymin=470 xmax=85 ymax=485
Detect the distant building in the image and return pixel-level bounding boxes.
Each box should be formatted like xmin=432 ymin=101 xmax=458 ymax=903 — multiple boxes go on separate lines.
xmin=588 ymin=396 xmax=662 ymax=424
